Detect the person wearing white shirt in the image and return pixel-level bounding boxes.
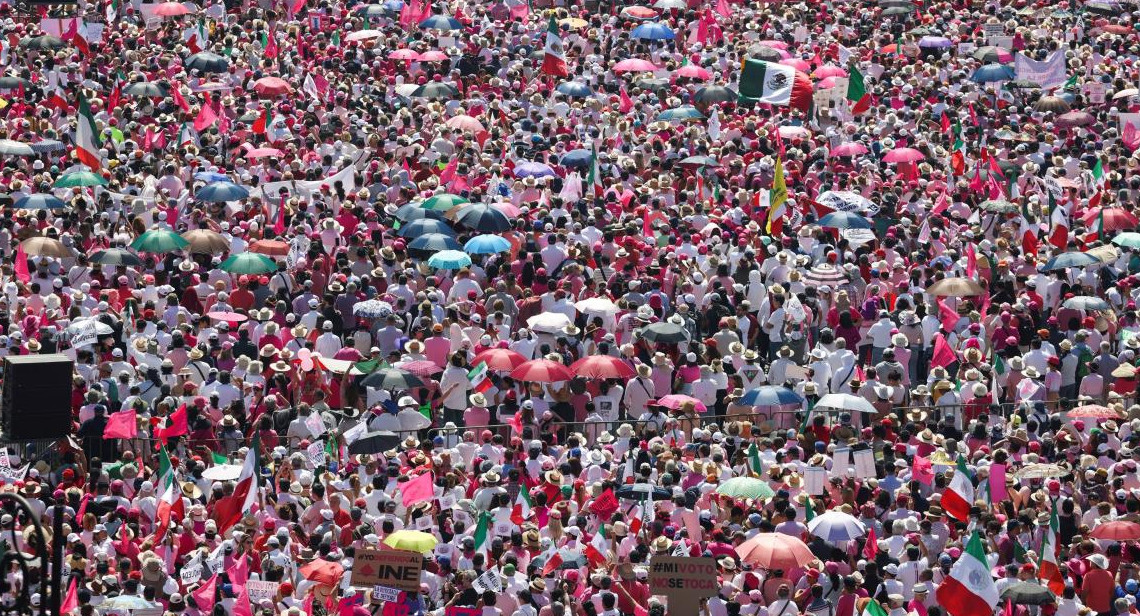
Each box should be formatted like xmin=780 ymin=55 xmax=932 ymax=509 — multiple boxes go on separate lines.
xmin=314 ymin=322 xmax=343 ymax=357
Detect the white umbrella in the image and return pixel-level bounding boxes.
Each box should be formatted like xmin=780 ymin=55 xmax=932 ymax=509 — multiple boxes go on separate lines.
xmin=527 ymin=312 xmax=572 ymax=333
xmin=66 ymin=319 xmax=114 ymax=336
xmin=345 ymin=29 xmax=382 ymax=42
xmin=807 ymin=511 xmax=866 ymax=542
xmin=201 ymin=464 xmax=243 ymax=481
xmin=574 ymin=297 xmax=619 ymax=314
xmin=814 ymin=393 xmax=876 ymax=415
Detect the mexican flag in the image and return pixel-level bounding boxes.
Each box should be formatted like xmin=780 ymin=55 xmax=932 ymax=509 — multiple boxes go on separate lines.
xmin=510 ymin=488 xmax=533 ymax=525
xmin=184 ymin=20 xmax=207 ymax=53
xmin=252 ymin=106 xmax=272 ymax=135
xmin=585 ymin=524 xmax=609 ymax=567
xmin=75 ymin=92 xmax=103 ymax=170
xmin=942 ymin=454 xmax=975 ymax=522
xmin=212 ymin=433 xmax=260 ymax=533
xmin=846 ymin=63 xmax=870 ymax=114
xmin=155 ymin=446 xmax=184 ymax=538
xmin=467 ymin=361 xmax=492 ymax=394
xmin=1039 ymin=499 xmax=1064 ymax=594
xmin=540 ymin=16 xmax=568 ymax=77
xmin=473 ymin=511 xmax=493 ymax=554
xmin=862 ymin=598 xmax=888 ymax=616
xmin=587 ymin=143 xmax=603 ymax=197
xmin=936 ymin=532 xmax=999 ymax=616
xmin=766 ymin=157 xmax=787 ymax=235
xmin=738 ymin=59 xmax=813 ymax=111
xmin=1088 ymin=159 xmax=1105 ymax=208
xmin=747 ymin=442 xmax=763 ymax=476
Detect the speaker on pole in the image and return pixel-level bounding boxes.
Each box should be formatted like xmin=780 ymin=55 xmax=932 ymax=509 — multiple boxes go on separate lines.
xmin=2 ymin=354 xmax=74 ymax=441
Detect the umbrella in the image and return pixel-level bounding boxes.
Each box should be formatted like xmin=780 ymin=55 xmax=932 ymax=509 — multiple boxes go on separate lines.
xmin=716 ymin=477 xmax=776 ymax=500
xmin=978 ymin=199 xmax=1019 ymax=213
xmin=621 ymin=5 xmax=658 ymax=18
xmin=1042 ymin=252 xmax=1099 ymax=271
xmin=99 ymin=596 xmax=158 ymax=610
xmin=808 ymin=511 xmax=867 ymax=541
xmin=1034 ymin=95 xmax=1071 ymax=113
xmin=926 ymin=277 xmax=985 ymax=297
xmin=153 ymin=2 xmax=193 ymax=16
xmin=299 ymin=559 xmax=345 ymax=587
xmin=656 ymin=106 xmax=705 ymax=122
xmin=560 ymin=149 xmax=594 ymax=168
xmin=422 ymin=193 xmax=469 ymax=211
xmin=406 ymin=233 xmax=462 ymax=254
xmin=751 ymin=47 xmax=785 ymax=62
xmin=249 ymin=239 xmax=290 ymax=256
xmin=918 ymin=35 xmax=953 ymax=48
xmin=131 ymin=229 xmax=189 ymax=253
xmin=1057 ymin=111 xmax=1095 ymax=127
xmin=451 ymin=204 xmax=511 ymax=232
xmin=527 ymin=312 xmax=572 ymax=332
xmin=207 ymin=311 xmax=248 ymax=324
xmin=0 ymin=140 xmax=34 ymax=156
xmin=413 ymin=82 xmax=460 ymax=99
xmin=20 ymin=237 xmax=69 ymax=258
xmin=556 ymin=81 xmax=594 ymax=97
xmin=971 ymin=64 xmax=1015 ymax=83
xmin=89 ymin=248 xmax=143 ymax=266
xmin=657 ymin=394 xmax=707 ymax=412
xmin=740 ymin=386 xmax=804 ymax=407
xmin=1083 ymin=207 xmax=1138 ymax=231
xmin=123 ymin=81 xmax=170 ymax=97
xmin=196 ymin=182 xmax=249 ymax=202
xmin=1114 ymin=88 xmax=1140 ymax=100
xmin=54 ymin=171 xmax=107 ymax=188
xmin=814 ymin=393 xmax=876 ymax=415
xmin=631 ymin=22 xmax=676 ymax=39
xmin=19 ymin=35 xmax=66 ymax=50
xmin=1113 ymin=232 xmax=1140 ymax=249
xmin=1000 ymin=582 xmax=1055 ymax=606
xmin=1090 ymin=520 xmax=1140 ymax=541
xmin=615 ymin=483 xmax=672 ymax=501
xmin=345 ymin=29 xmax=382 ymax=42
xmin=384 ymin=530 xmax=438 ymax=554
xmin=1066 ymin=404 xmax=1121 ymax=419
xmin=472 ymin=348 xmax=527 ymax=371
xmin=201 ymin=464 xmax=243 ymax=481
xmin=360 ymin=368 xmax=424 ymax=390
xmin=678 ymin=155 xmax=720 ymax=168
xmin=252 ymin=76 xmax=292 ymax=96
xmin=1085 ymin=1 xmax=1119 ymax=15
xmin=882 ymin=147 xmax=925 ymax=163
xmin=181 ymin=229 xmax=229 ymax=255
xmin=353 ymin=300 xmax=394 ymax=319
xmin=803 ymin=264 xmax=849 ymax=285
xmin=464 ymin=234 xmax=511 ymax=254
xmin=0 ymin=76 xmax=31 ymax=90
xmin=1008 ymin=79 xmax=1042 ymax=90
xmin=638 ymin=321 xmax=690 ymax=344
xmin=653 ymin=0 xmax=686 ymax=7
xmin=428 ymin=250 xmax=472 ymax=269
xmin=513 ymin=161 xmax=556 ymax=178
xmin=575 ymin=297 xmax=620 ymax=314
xmin=445 ymin=115 xmax=485 ymax=132
xmin=510 ymin=359 xmax=573 ymax=382
xmin=395 ymin=203 xmax=445 ymax=222
xmin=417 ymin=50 xmax=448 ymax=61
xmin=389 ymin=48 xmax=420 ymax=60
xmin=675 ymin=64 xmax=711 ymax=80
xmin=184 ymin=51 xmax=230 ymax=73
xmin=613 ymin=58 xmax=659 ymax=73
xmin=246 ymin=147 xmax=284 ymax=159
xmin=974 ymin=46 xmax=1014 ymax=63
xmin=418 ymin=14 xmax=463 ymax=29
xmin=693 ymin=85 xmax=738 ymax=104
xmin=65 ymin=319 xmax=115 ymax=337
xmin=1062 ymin=296 xmax=1110 ymax=310
xmin=830 ymin=142 xmax=870 ymax=157
xmin=399 ymin=360 xmax=442 ymax=378
xmin=818 ymin=211 xmax=872 ymax=229
xmin=812 ymin=65 xmax=848 ymax=78
xmin=736 ymin=533 xmax=815 ymax=570
xmin=1014 ymin=463 xmax=1067 ymax=480
xmin=531 ymin=549 xmax=587 ymax=570
xmin=570 ymin=356 xmax=635 ymax=379
xmin=220 ymin=253 xmax=277 ymax=274
xmin=13 ymin=194 xmax=65 ymax=209
xmin=397 ymin=218 xmax=456 ymax=238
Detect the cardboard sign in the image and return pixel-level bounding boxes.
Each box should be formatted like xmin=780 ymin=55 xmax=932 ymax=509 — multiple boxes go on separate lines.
xmin=372 ymin=585 xmax=402 ymax=603
xmin=246 ymin=581 xmax=280 ymax=605
xmin=648 ymin=556 xmax=719 ymax=614
xmin=351 ymin=549 xmax=423 ymax=592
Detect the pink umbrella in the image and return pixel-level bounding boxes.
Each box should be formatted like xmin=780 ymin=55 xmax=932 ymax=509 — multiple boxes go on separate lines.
xmin=736 ymin=533 xmax=815 ymax=570
xmin=246 ymin=148 xmax=284 ymax=158
xmin=472 ymin=348 xmax=527 ymax=371
xmin=674 ymin=65 xmax=711 ymax=80
xmin=399 ymin=360 xmax=443 ymax=378
xmin=816 ymin=77 xmax=840 ymax=89
xmin=418 ymin=50 xmax=448 ymax=62
xmin=780 ymin=58 xmax=810 ymax=71
xmin=882 ymin=147 xmax=925 ymax=163
xmin=620 ymin=5 xmax=658 ymax=18
xmin=252 ymin=77 xmax=292 ymax=96
xmin=570 ymin=356 xmax=636 ymax=379
xmin=830 ymin=142 xmax=870 ymax=157
xmin=389 ymin=49 xmax=420 ymax=61
xmin=445 ymin=115 xmax=485 ymax=132
xmin=613 ymin=59 xmax=659 ymax=73
xmin=207 ymin=311 xmax=248 ymax=323
xmin=778 ymin=126 xmax=811 ymax=139
xmin=491 ymin=202 xmax=522 ymax=217
xmin=812 ymin=65 xmax=848 ymax=79
xmin=510 ymin=359 xmax=573 ymax=383
xmin=154 ymin=2 xmax=193 ymax=16
xmin=757 ymin=39 xmax=789 ymax=49
xmin=657 ymin=394 xmax=708 ymax=412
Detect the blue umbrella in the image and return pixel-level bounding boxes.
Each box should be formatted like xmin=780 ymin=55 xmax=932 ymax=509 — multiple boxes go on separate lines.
xmin=194 ymin=171 xmax=230 ymax=182
xmin=739 ymin=386 xmax=805 ymax=407
xmin=197 ymin=182 xmax=250 ymax=202
xmin=560 ymin=149 xmax=593 ymax=169
xmin=419 ymin=15 xmax=463 ymax=30
xmin=656 ymin=106 xmax=706 ymax=122
xmin=556 ymin=81 xmax=594 ymax=97
xmin=407 ymin=232 xmax=462 ymax=254
xmin=13 ymin=194 xmax=65 ymax=209
xmin=398 ymin=218 xmax=456 ymax=238
xmin=631 ymin=22 xmax=676 ymax=40
xmin=1042 ymin=252 xmax=1100 ymax=271
xmin=917 ymin=35 xmax=953 ymax=48
xmin=970 ymin=64 xmax=1015 ymax=83
xmin=464 ymin=234 xmax=511 ymax=254
xmin=514 ymin=161 xmax=556 ymax=179
xmin=394 ymin=203 xmax=445 ymax=222
xmin=382 ymin=0 xmax=404 ymax=9
xmin=818 ymin=211 xmax=873 ymax=229
xmin=428 ymin=250 xmax=473 ymax=269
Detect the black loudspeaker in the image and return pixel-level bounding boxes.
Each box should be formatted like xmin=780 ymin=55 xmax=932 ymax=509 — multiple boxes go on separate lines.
xmin=2 ymin=354 xmax=74 ymax=441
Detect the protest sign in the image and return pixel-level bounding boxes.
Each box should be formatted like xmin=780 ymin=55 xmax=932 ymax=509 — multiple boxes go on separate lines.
xmin=246 ymin=581 xmax=280 ymax=605
xmin=351 ymin=549 xmax=423 ymax=592
xmin=854 ymin=449 xmax=877 ymax=479
xmin=471 ymin=568 xmax=502 ymax=594
xmin=804 ymin=467 xmax=826 ymax=495
xmin=371 ymin=586 xmax=402 ymax=603
xmin=648 ymin=556 xmax=719 ymax=614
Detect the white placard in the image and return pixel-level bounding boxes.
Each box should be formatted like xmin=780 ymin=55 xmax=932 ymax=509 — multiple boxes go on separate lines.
xmin=180 ymin=563 xmax=203 ymax=585
xmin=246 ymin=581 xmax=280 ymax=605
xmin=833 ymin=448 xmax=851 ymax=477
xmin=438 ymin=493 xmax=457 ymax=510
xmin=1087 ymin=82 xmax=1106 ymax=104
xmin=415 ymin=516 xmax=433 ymax=531
xmin=372 ymin=585 xmax=401 ymax=602
xmin=804 ymin=467 xmax=826 ymax=496
xmin=854 ymin=449 xmax=877 ymax=479
xmin=305 ymin=413 xmax=327 ymax=437
xmin=306 ymin=442 xmax=326 ymax=468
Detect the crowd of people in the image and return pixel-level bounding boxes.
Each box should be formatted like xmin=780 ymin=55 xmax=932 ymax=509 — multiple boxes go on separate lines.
xmin=0 ymin=0 xmax=1138 ymax=614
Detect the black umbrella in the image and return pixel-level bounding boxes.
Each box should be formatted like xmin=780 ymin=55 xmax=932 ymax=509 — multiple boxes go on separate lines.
xmin=123 ymin=81 xmax=170 ymax=97
xmin=29 ymin=140 xmax=64 ymax=153
xmin=693 ymin=85 xmax=738 ymax=105
xmin=393 ymin=203 xmax=445 ymax=222
xmin=89 ymin=248 xmax=143 ymax=267
xmin=451 ymin=204 xmax=511 ymax=233
xmin=638 ymin=321 xmax=690 ymax=344
xmin=531 ymin=549 xmax=588 ymax=570
xmin=751 ymin=47 xmax=784 ymax=62
xmin=634 ymin=77 xmax=670 ymax=92
xmin=1084 ymin=1 xmax=1118 ymax=15
xmin=1000 ymin=582 xmax=1054 ymax=606
xmin=184 ymin=52 xmax=231 ymax=74
xmin=360 ymin=368 xmax=424 ymax=390
xmin=347 ymin=431 xmax=402 ymax=455
xmin=616 ymin=483 xmax=672 ymax=501
xmin=411 ymin=82 xmax=460 ymax=100
xmin=19 ymin=35 xmax=65 ymax=50
xmin=0 ymin=76 xmax=31 ymax=90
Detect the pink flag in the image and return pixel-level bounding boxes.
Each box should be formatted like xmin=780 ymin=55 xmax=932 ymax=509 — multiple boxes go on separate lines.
xmin=232 ymin=586 xmax=253 ymax=616
xmin=1125 ymin=122 xmax=1140 ymax=152
xmin=989 ymin=463 xmax=1009 ymax=503
xmin=937 ymin=299 xmax=959 ymax=333
xmin=193 ymin=103 xmax=218 ymax=131
xmin=930 ymin=333 xmax=957 ymax=369
xmin=695 ymin=12 xmax=709 ymax=44
xmin=862 ymin=526 xmax=878 ymax=559
xmin=304 ymin=594 xmax=315 ymax=616
xmin=13 ymin=242 xmax=29 ymax=284
xmin=715 ymin=0 xmax=732 ymax=18
xmin=508 ymin=0 xmax=529 ymax=21
xmin=76 ymin=494 xmax=92 ymax=519
xmin=227 ymin=553 xmax=249 ymax=590
xmin=103 ymin=410 xmax=138 ymax=439
xmin=619 ymin=86 xmax=633 ymax=113
xmin=931 ymin=190 xmax=949 ymax=216
xmin=290 ymin=0 xmax=306 ymax=17
xmin=965 ymin=243 xmax=977 ymax=278
xmin=274 ymin=195 xmax=287 ymax=235
xmin=399 ymin=0 xmax=421 ymax=29
xmin=439 ymin=157 xmax=458 ymax=185
xmin=912 ymin=455 xmax=934 ymax=485
xmin=170 ymin=81 xmax=191 ymax=112
xmin=60 ymin=578 xmax=78 ymax=614
xmin=400 ymin=472 xmax=435 ymax=507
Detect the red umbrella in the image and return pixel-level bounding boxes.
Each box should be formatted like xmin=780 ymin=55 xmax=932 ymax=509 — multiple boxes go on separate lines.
xmin=300 ymin=559 xmax=344 ymax=587
xmin=472 ymin=348 xmax=527 ymax=371
xmin=253 ymin=77 xmax=292 ymax=96
xmin=400 ymin=360 xmax=443 ymax=378
xmin=1082 ymin=208 xmax=1138 ymax=231
xmin=620 ymin=5 xmax=657 ymax=18
xmin=249 ymin=239 xmax=290 ymax=256
xmin=1066 ymin=404 xmax=1122 ymax=419
xmin=570 ymin=356 xmax=636 ymax=379
xmin=1090 ymin=521 xmax=1140 ymax=541
xmin=736 ymin=533 xmax=814 ymax=570
xmin=510 ymin=359 xmax=573 ymax=383
xmin=154 ymin=2 xmax=193 ymax=16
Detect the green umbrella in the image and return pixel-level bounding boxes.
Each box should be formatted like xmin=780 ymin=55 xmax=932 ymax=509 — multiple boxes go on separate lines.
xmin=54 ymin=171 xmax=107 ymax=188
xmin=220 ymin=253 xmax=277 ymax=274
xmin=715 ymin=477 xmax=776 ymax=500
xmin=1113 ymin=232 xmax=1140 ymax=249
xmin=422 ymin=193 xmax=469 ymax=211
xmin=130 ymin=229 xmax=189 ymax=253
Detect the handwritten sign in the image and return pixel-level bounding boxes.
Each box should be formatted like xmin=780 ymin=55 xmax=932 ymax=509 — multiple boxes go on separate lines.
xmin=179 ymin=563 xmax=203 ymax=586
xmin=648 ymin=556 xmax=719 ymax=614
xmin=351 ymin=549 xmax=423 ymax=592
xmin=306 ymin=442 xmax=326 ymax=468
xmin=372 ymin=585 xmax=402 ymax=603
xmin=246 ymin=581 xmax=280 ymax=605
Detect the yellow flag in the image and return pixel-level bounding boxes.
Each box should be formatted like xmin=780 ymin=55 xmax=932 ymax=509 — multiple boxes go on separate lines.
xmin=766 ymin=157 xmax=787 ymax=234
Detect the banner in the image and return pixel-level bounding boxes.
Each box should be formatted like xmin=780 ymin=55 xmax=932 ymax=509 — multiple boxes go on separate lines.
xmin=1014 ymin=51 xmax=1067 ymax=90
xmin=648 ymin=557 xmax=718 ymax=614
xmin=351 ymin=549 xmax=423 ymax=592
